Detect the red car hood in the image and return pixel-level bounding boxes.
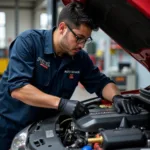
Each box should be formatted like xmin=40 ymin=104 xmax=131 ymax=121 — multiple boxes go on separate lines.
xmin=62 ymin=0 xmax=150 ymax=71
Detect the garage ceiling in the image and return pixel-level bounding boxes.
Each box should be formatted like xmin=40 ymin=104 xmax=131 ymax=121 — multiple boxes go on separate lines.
xmin=0 ymin=0 xmax=46 ymax=9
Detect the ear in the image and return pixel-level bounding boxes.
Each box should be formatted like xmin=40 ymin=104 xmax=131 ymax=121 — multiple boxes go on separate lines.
xmin=58 ymin=22 xmax=67 ymax=34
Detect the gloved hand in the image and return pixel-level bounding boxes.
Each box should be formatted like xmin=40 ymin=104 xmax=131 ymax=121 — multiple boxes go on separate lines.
xmin=58 ymin=98 xmax=89 ymax=119
xmin=112 ymin=95 xmax=140 ymax=115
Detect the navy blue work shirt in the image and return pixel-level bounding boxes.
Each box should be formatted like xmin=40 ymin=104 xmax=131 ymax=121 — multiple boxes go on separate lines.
xmin=0 ymin=28 xmax=114 ymax=127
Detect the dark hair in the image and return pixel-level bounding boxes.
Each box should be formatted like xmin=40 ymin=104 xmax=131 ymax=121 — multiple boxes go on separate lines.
xmin=57 ymin=2 xmax=97 ymax=30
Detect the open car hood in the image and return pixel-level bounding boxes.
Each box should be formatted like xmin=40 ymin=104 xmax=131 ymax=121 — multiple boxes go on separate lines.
xmin=62 ymin=0 xmax=150 ymax=71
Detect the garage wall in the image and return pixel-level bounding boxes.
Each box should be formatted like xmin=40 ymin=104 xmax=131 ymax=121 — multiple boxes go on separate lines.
xmin=1 ymin=9 xmax=15 ymax=48
xmin=19 ymin=9 xmax=32 ymax=34
xmin=34 ymin=10 xmax=44 ymax=29
xmin=1 ymin=8 xmax=42 ymax=48
xmin=137 ymin=63 xmax=150 ymax=88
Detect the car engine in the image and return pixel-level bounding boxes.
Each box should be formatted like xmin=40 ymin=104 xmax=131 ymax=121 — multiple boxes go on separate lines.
xmin=23 ymin=89 xmax=150 ymax=150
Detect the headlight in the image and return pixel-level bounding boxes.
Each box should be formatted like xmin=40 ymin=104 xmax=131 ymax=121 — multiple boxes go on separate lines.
xmin=11 ymin=125 xmax=31 ymax=150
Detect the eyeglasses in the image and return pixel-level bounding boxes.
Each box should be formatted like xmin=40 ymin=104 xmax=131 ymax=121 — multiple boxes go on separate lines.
xmin=66 ymin=24 xmax=93 ymax=44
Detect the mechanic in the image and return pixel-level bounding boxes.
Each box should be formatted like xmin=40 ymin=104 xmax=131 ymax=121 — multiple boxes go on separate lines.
xmin=0 ymin=2 xmax=140 ymax=150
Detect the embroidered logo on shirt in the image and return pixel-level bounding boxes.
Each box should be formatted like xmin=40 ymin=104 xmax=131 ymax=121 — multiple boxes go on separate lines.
xmin=37 ymin=57 xmax=50 ymax=69
xmin=64 ymin=70 xmax=80 ymax=80
xmin=64 ymin=70 xmax=80 ymax=74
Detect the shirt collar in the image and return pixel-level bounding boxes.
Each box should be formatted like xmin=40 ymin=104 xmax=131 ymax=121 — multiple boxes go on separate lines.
xmin=44 ymin=27 xmax=56 ymax=54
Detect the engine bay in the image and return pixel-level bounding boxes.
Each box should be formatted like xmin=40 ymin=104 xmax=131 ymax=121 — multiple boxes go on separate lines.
xmin=24 ymin=88 xmax=150 ymax=150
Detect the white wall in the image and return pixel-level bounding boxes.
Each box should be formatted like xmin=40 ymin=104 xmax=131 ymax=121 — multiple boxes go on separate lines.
xmin=19 ymin=10 xmax=32 ymax=33
xmin=92 ymin=29 xmax=111 ymax=75
xmin=34 ymin=10 xmax=44 ymax=29
xmin=0 ymin=8 xmax=41 ymax=48
xmin=1 ymin=9 xmax=15 ymax=48
xmin=137 ymin=63 xmax=150 ymax=88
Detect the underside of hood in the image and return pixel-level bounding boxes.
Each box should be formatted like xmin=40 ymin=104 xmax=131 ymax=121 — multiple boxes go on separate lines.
xmin=62 ymin=0 xmax=150 ymax=71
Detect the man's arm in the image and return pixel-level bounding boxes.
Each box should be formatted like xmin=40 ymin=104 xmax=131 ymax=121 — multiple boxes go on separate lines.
xmin=102 ymin=82 xmax=121 ymax=102
xmin=11 ymin=84 xmax=60 ymax=109
xmin=11 ymin=84 xmax=89 ymax=119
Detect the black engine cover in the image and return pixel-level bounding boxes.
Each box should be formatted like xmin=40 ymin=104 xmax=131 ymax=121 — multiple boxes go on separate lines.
xmin=75 ymin=107 xmax=150 ymax=132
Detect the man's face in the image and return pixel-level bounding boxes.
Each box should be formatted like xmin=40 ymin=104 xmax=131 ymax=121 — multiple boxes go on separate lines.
xmin=59 ymin=23 xmax=92 ymax=56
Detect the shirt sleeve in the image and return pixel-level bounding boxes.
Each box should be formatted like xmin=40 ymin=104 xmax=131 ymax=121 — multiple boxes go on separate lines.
xmin=7 ymin=36 xmax=35 ymax=92
xmin=80 ymin=52 xmax=115 ymax=98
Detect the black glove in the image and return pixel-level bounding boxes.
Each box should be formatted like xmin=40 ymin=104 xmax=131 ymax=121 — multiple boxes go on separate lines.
xmin=58 ymin=98 xmax=89 ymax=119
xmin=112 ymin=95 xmax=140 ymax=115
